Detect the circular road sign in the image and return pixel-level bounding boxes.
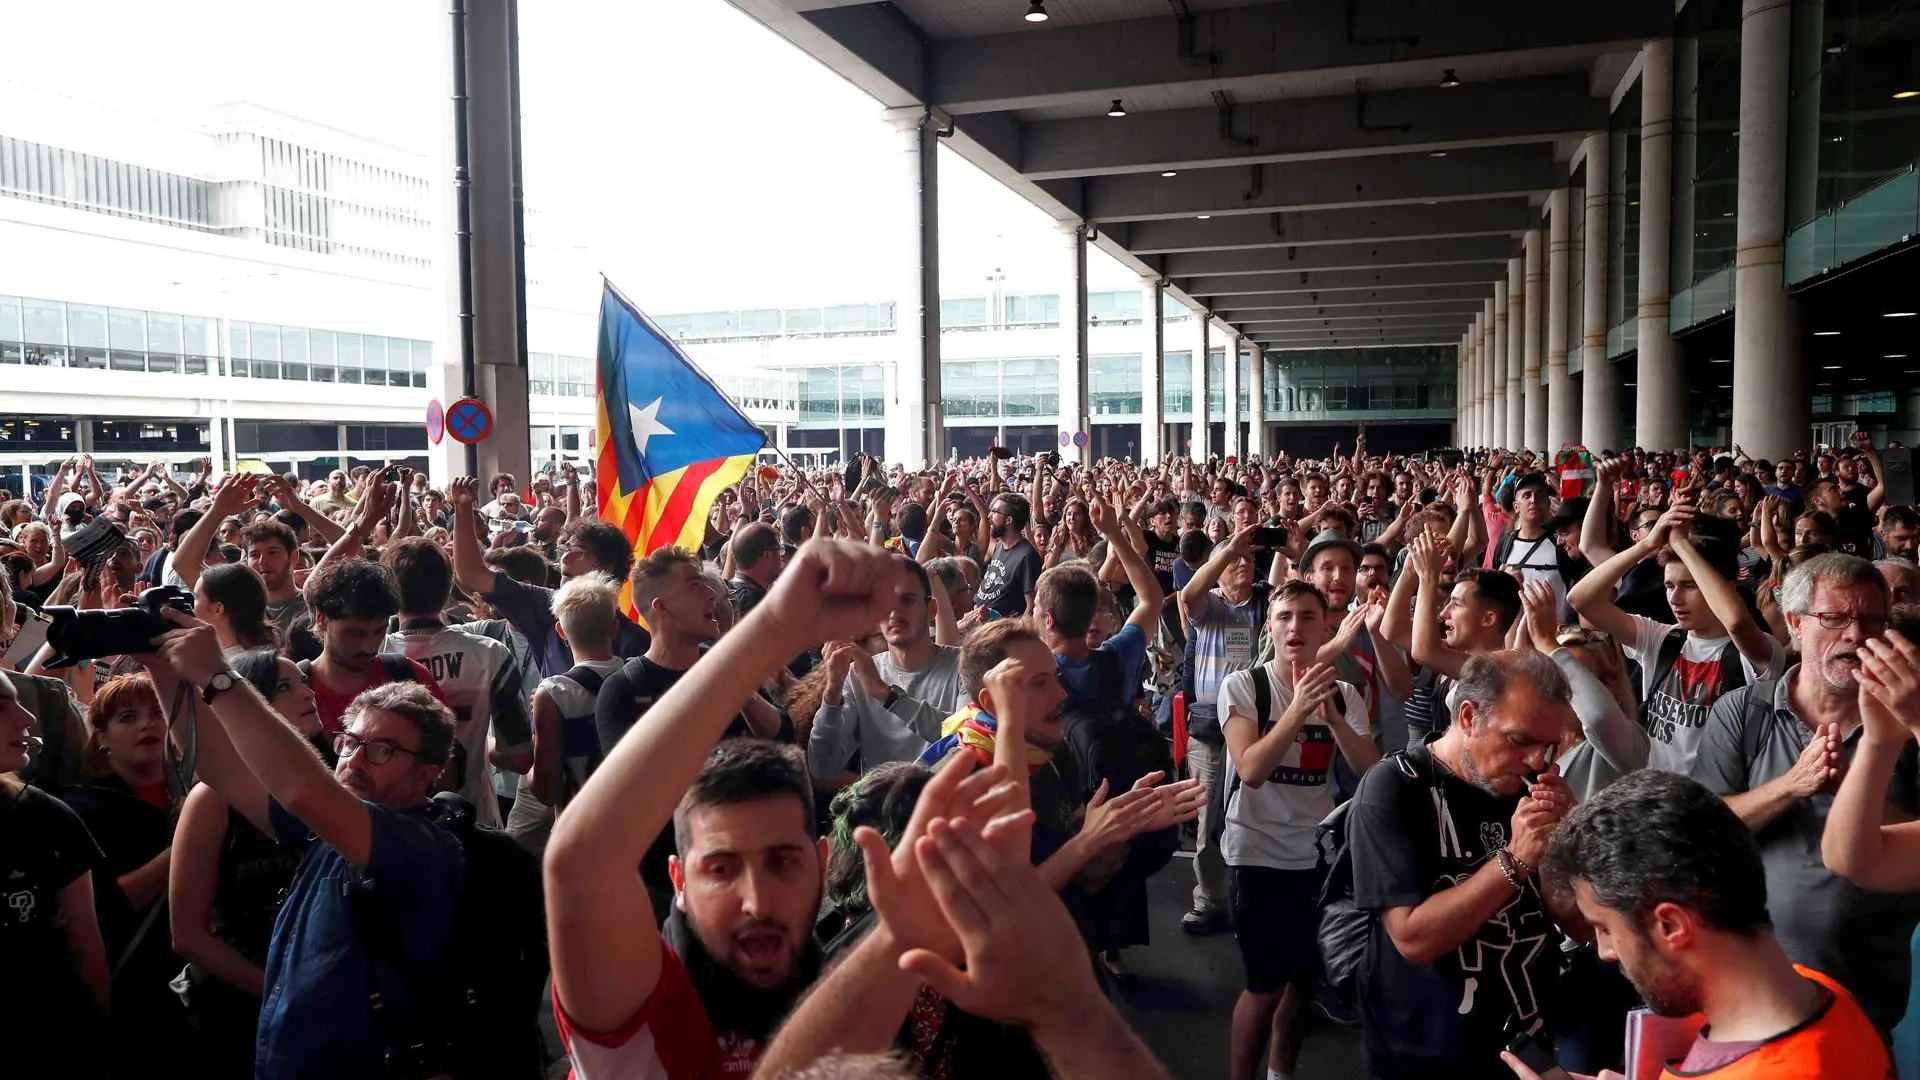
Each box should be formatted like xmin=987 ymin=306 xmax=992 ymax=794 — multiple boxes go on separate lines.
xmin=426 ymin=398 xmax=445 ymax=445
xmin=446 ymin=397 xmax=494 ymax=445
xmin=1058 ymin=431 xmax=1071 ymax=447
xmin=1072 ymin=431 xmax=1089 ymax=448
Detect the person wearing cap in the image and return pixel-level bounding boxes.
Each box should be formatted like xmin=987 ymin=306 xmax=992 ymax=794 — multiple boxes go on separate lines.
xmin=1489 ymin=472 xmax=1580 ymax=609
xmin=54 ymin=491 xmax=90 ymax=539
xmin=1302 ymin=527 xmax=1412 ymax=747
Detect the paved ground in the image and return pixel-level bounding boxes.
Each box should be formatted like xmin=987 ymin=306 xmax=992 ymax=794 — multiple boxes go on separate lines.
xmin=1113 ymin=853 xmax=1364 ymax=1079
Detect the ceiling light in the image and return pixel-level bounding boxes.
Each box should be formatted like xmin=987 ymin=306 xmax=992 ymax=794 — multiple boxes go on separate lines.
xmin=1430 ymin=150 xmax=1448 ymax=158
xmin=1888 ymin=311 xmax=1918 ymax=317
xmin=1440 ymin=69 xmax=1461 ymax=89
xmin=1894 ymin=90 xmax=1920 ymax=100
xmin=1823 ymin=364 xmax=1843 ymax=370
xmin=1107 ymin=99 xmax=1127 ymax=117
xmin=1815 ymin=330 xmax=1840 ymax=336
xmin=1161 ymin=170 xmax=1178 ymax=177
xmin=1889 ymin=354 xmax=1909 ymax=359
xmin=1023 ymin=0 xmax=1049 ymax=22
xmin=1718 ymin=384 xmax=1732 ymax=389
xmin=1197 ymin=213 xmax=1212 ymax=219
xmin=1826 ymin=41 xmax=1848 ymax=55
xmin=1710 ymin=357 xmax=1730 ymax=363
xmin=1830 ymin=136 xmax=1845 ymax=143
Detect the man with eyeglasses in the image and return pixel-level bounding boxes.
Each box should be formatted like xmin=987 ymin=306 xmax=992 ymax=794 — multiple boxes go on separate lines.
xmin=138 ymin=610 xmax=473 ymax=1078
xmin=1691 ymin=552 xmax=1920 ymax=1033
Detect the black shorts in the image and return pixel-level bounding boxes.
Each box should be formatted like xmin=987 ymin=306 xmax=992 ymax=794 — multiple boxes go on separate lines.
xmin=1231 ymin=864 xmax=1327 ymax=993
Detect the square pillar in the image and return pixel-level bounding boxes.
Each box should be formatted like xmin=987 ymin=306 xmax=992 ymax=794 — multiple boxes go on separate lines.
xmin=1222 ymin=326 xmax=1244 ymax=460
xmin=1140 ymin=276 xmax=1165 ymax=463
xmin=1581 ymin=131 xmax=1621 ymax=452
xmin=882 ymin=106 xmax=946 ymax=467
xmin=1638 ymin=38 xmax=1689 ymax=450
xmin=1248 ymin=343 xmax=1267 ymax=457
xmin=1524 ymin=228 xmax=1546 ymax=451
xmin=1194 ymin=314 xmax=1211 ymax=459
xmin=1546 ymin=187 xmax=1577 ymax=451
xmin=1059 ymin=223 xmax=1090 ymax=464
xmin=1505 ymin=255 xmax=1525 ymax=450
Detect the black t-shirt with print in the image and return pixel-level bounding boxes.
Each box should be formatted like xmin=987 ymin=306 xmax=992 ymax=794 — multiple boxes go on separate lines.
xmin=0 ymin=784 xmax=107 ymax=1072
xmin=1348 ymin=739 xmax=1561 ymax=1079
xmin=975 ymin=538 xmax=1041 ymax=617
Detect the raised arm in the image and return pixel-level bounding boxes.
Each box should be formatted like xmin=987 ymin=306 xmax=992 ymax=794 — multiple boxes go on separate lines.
xmin=172 ymin=475 xmax=255 ymax=587
xmin=266 ymin=473 xmax=346 ymax=546
xmin=1823 ymin=633 xmax=1920 ymax=891
xmin=1567 ymin=503 xmax=1687 ymax=644
xmin=1092 ymin=499 xmax=1164 ymax=634
xmin=169 ymin=784 xmax=266 ymax=995
xmin=1407 ymin=533 xmax=1470 ymax=679
xmin=545 ymin=540 xmax=899 ymax=1035
xmin=446 ymin=477 xmax=498 ymax=598
xmin=1669 ymin=533 xmax=1777 ymax=672
xmin=1179 ymin=526 xmax=1252 ymax=622
xmin=1581 ymin=458 xmax=1625 ymax=565
xmin=1860 ymin=435 xmax=1889 ymax=513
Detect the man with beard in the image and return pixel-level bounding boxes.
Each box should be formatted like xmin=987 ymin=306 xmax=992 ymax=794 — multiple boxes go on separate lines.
xmin=544 ymin=540 xmax=904 ymax=1078
xmin=1218 ymin=581 xmax=1379 ymax=1080
xmin=974 ymin=492 xmax=1041 ymax=619
xmin=302 ymin=558 xmax=444 ymax=733
xmin=809 ymin=559 xmax=965 ymax=783
xmin=1692 ymin=553 xmax=1920 ymax=1032
xmin=138 ymin=611 xmax=467 ymax=1079
xmin=596 ymin=546 xmax=790 ymax=920
xmin=1348 ymin=650 xmax=1576 ymax=1079
xmin=1880 ymin=504 xmax=1920 ymax=562
xmin=239 ymin=519 xmax=310 ymax=638
xmin=1502 ymin=770 xmax=1890 ymax=1080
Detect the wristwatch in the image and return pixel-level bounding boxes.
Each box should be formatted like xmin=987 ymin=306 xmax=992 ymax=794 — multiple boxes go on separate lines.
xmin=203 ymin=670 xmax=242 ymax=704
xmin=882 ymin=684 xmax=905 ymax=710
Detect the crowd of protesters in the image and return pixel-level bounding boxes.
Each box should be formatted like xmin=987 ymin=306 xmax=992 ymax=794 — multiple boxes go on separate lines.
xmin=1 ymin=429 xmax=1918 ymax=1080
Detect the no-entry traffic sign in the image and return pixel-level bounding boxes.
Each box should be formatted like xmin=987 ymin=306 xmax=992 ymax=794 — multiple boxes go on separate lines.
xmin=446 ymin=397 xmax=493 ymax=444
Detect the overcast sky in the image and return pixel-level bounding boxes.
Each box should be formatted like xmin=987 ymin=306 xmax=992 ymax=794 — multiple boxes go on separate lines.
xmin=7 ymin=0 xmax=1138 ymax=313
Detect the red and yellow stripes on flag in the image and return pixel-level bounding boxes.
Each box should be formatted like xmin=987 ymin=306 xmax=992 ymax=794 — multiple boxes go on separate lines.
xmin=595 ymin=395 xmax=753 ymax=618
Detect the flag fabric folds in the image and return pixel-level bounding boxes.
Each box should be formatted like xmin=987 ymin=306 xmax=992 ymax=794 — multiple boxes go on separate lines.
xmin=595 ymin=281 xmax=766 ymax=611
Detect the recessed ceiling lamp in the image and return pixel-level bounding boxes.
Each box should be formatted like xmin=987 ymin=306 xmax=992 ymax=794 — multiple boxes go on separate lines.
xmin=1823 ymin=364 xmax=1844 ymax=370
xmin=1197 ymin=213 xmax=1212 ymax=219
xmin=1107 ymin=99 xmax=1127 ymax=117
xmin=1890 ymin=354 xmax=1910 ymax=359
xmin=1815 ymin=330 xmax=1840 ymax=336
xmin=1430 ymin=150 xmax=1448 ymax=158
xmin=1439 ymin=69 xmax=1461 ymax=88
xmin=1894 ymin=90 xmax=1920 ymax=100
xmin=1162 ymin=170 xmax=1178 ymax=177
xmin=1023 ymin=0 xmax=1049 ymax=23
xmin=1888 ymin=311 xmax=1918 ymax=317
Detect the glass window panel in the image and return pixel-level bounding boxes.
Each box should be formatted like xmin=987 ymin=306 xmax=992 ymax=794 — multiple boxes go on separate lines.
xmin=0 ymin=295 xmax=20 ymax=342
xmin=181 ymin=315 xmax=214 ymax=357
xmin=280 ymin=327 xmax=308 ymax=364
xmin=941 ymin=297 xmax=989 ymax=328
xmin=309 ymin=329 xmax=335 ymax=366
xmin=1163 ymin=351 xmax=1192 ymax=415
xmin=800 ymin=366 xmax=840 ymax=420
xmin=248 ymin=323 xmax=280 ymax=361
xmin=940 ymin=360 xmax=1000 ymax=418
xmin=1089 ymin=353 xmax=1142 ymax=415
xmin=182 ymin=354 xmax=207 ymax=375
xmin=146 ymin=311 xmax=183 ymax=354
xmin=785 ymin=307 xmax=822 ymax=334
xmin=1086 ymin=291 xmax=1143 ymax=324
xmin=67 ymin=304 xmax=107 ymax=348
xmin=107 ymin=308 xmax=145 ymax=351
xmin=1001 ymin=357 xmax=1060 ymax=416
xmin=337 ymin=332 xmax=362 ymax=369
xmin=411 ymin=340 xmax=432 ymax=371
xmin=361 ymin=336 xmax=387 ymax=372
xmin=21 ymin=298 xmax=64 ymax=345
xmin=227 ymin=321 xmax=248 ymax=362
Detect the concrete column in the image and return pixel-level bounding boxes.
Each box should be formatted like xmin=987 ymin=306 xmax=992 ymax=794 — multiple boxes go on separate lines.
xmin=1482 ymin=299 xmax=1496 ymax=447
xmin=1248 ymin=343 xmax=1267 ymax=457
xmin=1492 ymin=279 xmax=1509 ymax=448
xmin=1581 ymin=132 xmax=1621 ymax=451
xmin=1466 ymin=313 xmax=1482 ymax=443
xmin=1524 ymin=228 xmax=1546 ymax=451
xmin=882 ymin=108 xmax=943 ymax=467
xmin=1638 ymin=39 xmax=1689 ymax=451
xmin=1505 ymin=255 xmax=1525 ymax=449
xmin=1140 ymin=277 xmax=1164 ymax=463
xmin=1058 ymin=222 xmax=1090 ymax=464
xmin=441 ymin=0 xmax=530 ymax=488
xmin=1223 ymin=327 xmax=1244 ymax=459
xmin=1471 ymin=313 xmax=1486 ymax=446
xmin=1454 ymin=337 xmax=1466 ymax=445
xmin=1194 ymin=314 xmax=1211 ymax=458
xmin=1546 ymin=187 xmax=1577 ymax=450
xmin=1733 ymin=0 xmax=1808 ymax=461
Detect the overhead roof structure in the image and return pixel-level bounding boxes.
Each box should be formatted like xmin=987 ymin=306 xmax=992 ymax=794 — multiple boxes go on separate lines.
xmin=725 ymin=0 xmax=1671 ymax=350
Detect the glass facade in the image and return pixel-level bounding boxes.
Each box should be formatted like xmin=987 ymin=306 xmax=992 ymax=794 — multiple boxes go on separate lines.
xmin=0 ymin=293 xmax=428 ymax=385
xmin=1089 ymin=353 xmax=1141 ymax=415
xmin=1608 ymin=81 xmax=1643 ymax=357
xmin=1261 ymin=346 xmax=1457 ymax=415
xmin=529 ymin=351 xmax=593 ymax=397
xmin=0 ymin=134 xmax=216 ymax=230
xmin=654 ymin=303 xmax=896 ymax=343
xmin=792 ymin=363 xmax=885 ymax=426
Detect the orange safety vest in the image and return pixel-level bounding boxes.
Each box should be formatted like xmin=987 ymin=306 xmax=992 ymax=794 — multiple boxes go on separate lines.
xmin=1658 ymin=967 xmax=1893 ymax=1080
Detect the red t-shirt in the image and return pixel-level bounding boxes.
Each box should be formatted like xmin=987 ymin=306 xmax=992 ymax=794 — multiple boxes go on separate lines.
xmin=556 ymin=939 xmax=753 ymax=1080
xmin=309 ymin=657 xmax=446 ymax=734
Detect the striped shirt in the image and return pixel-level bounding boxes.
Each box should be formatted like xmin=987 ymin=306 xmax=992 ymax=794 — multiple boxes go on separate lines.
xmin=1186 ymin=583 xmax=1270 ymax=726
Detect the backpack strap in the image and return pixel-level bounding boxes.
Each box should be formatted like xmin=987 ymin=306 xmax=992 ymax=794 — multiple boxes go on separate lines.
xmin=1251 ymin=664 xmax=1273 ymax=737
xmin=1738 ymin=676 xmax=1780 ymax=766
xmin=560 ymin=663 xmax=608 ymax=698
xmin=1639 ymin=628 xmax=1690 ymax=722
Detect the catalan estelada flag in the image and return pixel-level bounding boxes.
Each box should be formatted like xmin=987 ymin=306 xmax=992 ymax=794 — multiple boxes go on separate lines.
xmin=595 ymin=280 xmax=766 ymax=614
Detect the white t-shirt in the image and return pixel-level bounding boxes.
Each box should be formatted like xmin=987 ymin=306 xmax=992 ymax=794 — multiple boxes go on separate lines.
xmin=1627 ymin=614 xmax=1786 ymax=776
xmin=538 ymin=657 xmax=624 ymax=808
xmin=1217 ymin=663 xmax=1369 ymax=871
xmin=384 ymin=625 xmax=524 ymax=828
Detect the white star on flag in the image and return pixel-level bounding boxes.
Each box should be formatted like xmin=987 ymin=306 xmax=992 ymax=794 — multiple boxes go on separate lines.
xmin=628 ymin=397 xmax=675 ymax=458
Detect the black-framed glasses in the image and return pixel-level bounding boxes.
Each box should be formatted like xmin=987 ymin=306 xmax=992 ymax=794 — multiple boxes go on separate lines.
xmin=1804 ymin=611 xmax=1889 ymax=633
xmin=333 ymin=731 xmax=421 ymax=765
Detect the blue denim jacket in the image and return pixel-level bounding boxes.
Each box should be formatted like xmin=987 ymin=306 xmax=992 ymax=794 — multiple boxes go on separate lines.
xmin=256 ymin=799 xmax=464 ymax=1079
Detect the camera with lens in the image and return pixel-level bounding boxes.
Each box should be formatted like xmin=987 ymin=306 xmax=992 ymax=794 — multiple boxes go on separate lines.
xmin=42 ymin=585 xmax=195 ymax=668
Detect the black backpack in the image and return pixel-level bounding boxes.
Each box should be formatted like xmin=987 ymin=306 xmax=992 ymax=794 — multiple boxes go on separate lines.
xmin=350 ymin=792 xmax=549 ymax=1080
xmin=1061 ymin=647 xmax=1179 ymax=879
xmin=1314 ymin=751 xmax=1429 ymax=1009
